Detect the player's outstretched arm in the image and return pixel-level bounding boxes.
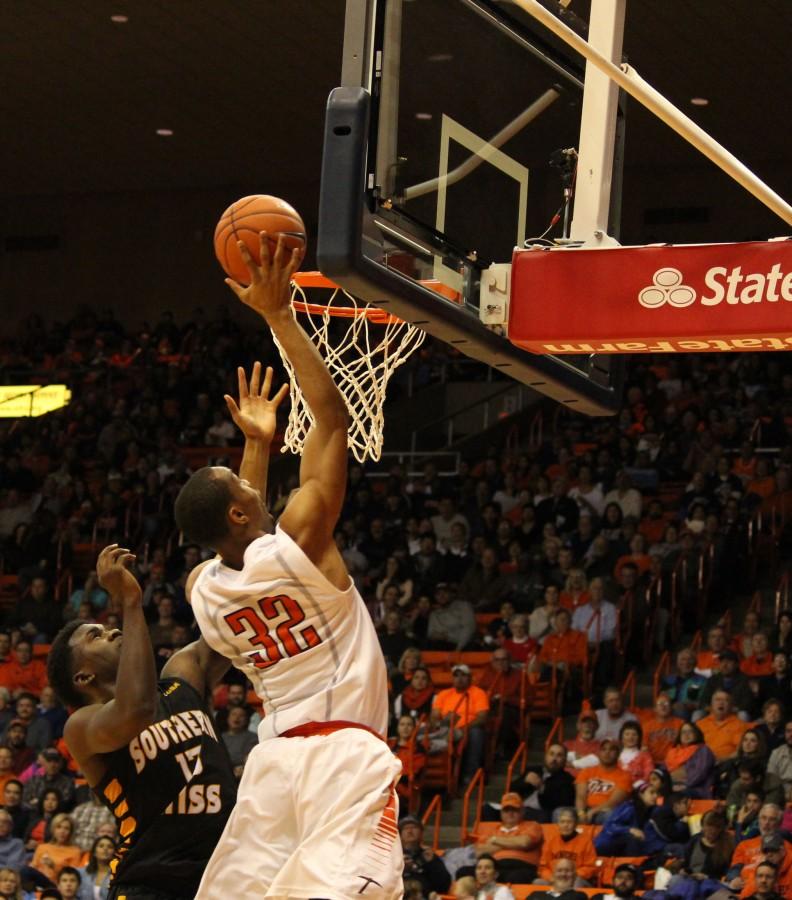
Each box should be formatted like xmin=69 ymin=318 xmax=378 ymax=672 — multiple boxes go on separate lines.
xmin=225 ymin=234 xmax=349 ymax=576
xmin=226 ymin=361 xmax=288 ymax=500
xmin=65 ymin=546 xmax=158 ymax=758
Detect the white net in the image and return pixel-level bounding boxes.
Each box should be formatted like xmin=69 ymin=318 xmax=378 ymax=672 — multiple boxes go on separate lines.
xmin=276 ymin=276 xmax=427 ymax=463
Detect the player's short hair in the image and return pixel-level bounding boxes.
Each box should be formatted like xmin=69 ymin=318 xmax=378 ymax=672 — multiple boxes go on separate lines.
xmin=47 ymin=621 xmax=87 ymax=709
xmin=174 ymin=467 xmax=233 ymax=548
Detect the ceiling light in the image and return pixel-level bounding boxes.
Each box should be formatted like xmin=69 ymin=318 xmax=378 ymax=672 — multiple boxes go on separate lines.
xmin=690 ymin=97 xmax=709 ymax=107
xmin=110 ymin=14 xmax=129 ymax=23
xmin=415 ymin=113 xmax=432 ymax=121
xmin=156 ymin=128 xmax=174 ymax=137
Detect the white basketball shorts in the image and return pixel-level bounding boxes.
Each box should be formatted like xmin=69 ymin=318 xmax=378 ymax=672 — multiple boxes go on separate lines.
xmin=195 ymin=726 xmax=404 ymax=899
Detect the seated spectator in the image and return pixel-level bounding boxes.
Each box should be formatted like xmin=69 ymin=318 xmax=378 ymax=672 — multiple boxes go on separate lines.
xmin=0 ymin=751 xmax=13 ymax=800
xmin=698 ymin=650 xmax=754 ymax=721
xmin=665 ymin=721 xmax=716 ymax=798
xmin=575 ymin=739 xmax=633 ymax=824
xmin=0 ymin=867 xmax=22 ymax=900
xmin=652 ymin=790 xmax=691 ymax=848
xmin=745 ymin=859 xmax=785 ymax=900
xmin=430 ymin=664 xmax=489 ymax=783
xmin=742 ymin=634 xmax=775 ymax=679
xmin=472 ymin=853 xmax=515 ymax=900
xmin=604 ymin=471 xmax=642 ymax=521
xmin=733 ymin=611 xmax=762 ymax=660
xmin=756 ymin=701 xmax=786 ymax=753
xmin=464 ymin=792 xmax=542 ymax=884
xmin=560 ymin=569 xmax=590 ymax=612
xmin=594 ymin=782 xmax=663 ymax=857
xmin=38 ymin=686 xmax=68 ymax=742
xmin=391 ymin=647 xmax=423 ymax=697
xmin=529 ymin=585 xmax=561 ymax=642
xmin=6 ymin=692 xmax=52 ymax=752
xmin=726 ymin=760 xmax=785 ymax=810
xmin=667 ymin=809 xmax=734 ymax=898
xmin=399 ymin=815 xmax=451 ymax=896
xmin=391 ymin=715 xmax=426 ymax=804
xmin=379 ymin=610 xmax=411 ymax=674
xmin=767 ymin=722 xmax=792 ymax=801
xmin=756 ymin=655 xmax=792 ymax=716
xmin=726 ymin=803 xmax=786 ymax=890
xmin=735 ymin=789 xmax=763 ymax=845
xmin=502 ymin=615 xmax=537 ymax=666
xmin=614 ymin=533 xmax=652 ymax=581
xmin=451 ymin=875 xmax=477 ymax=900
xmin=70 ymin=793 xmax=116 ymax=852
xmin=771 ymin=611 xmax=792 ymax=660
xmin=213 ymin=683 xmax=253 ymax=733
xmin=572 ymin=578 xmax=617 ymax=690
xmin=618 ymin=720 xmax=655 ymax=785
xmin=696 ymin=625 xmax=729 ymax=677
xmin=718 ymin=730 xmax=771 ymax=793
xmin=648 ymin=766 xmax=673 ymax=804
xmin=643 ymin=693 xmax=684 ymax=763
xmin=564 ymin=711 xmax=601 ymax=770
xmin=591 ymin=862 xmax=642 ymax=900
xmin=77 ymin=834 xmax=115 ymax=899
xmin=25 ymin=788 xmax=65 ymax=849
xmin=22 ymin=748 xmax=75 ymax=810
xmin=4 ymin=719 xmax=34 ymax=774
xmin=535 ymin=807 xmax=597 ymax=885
xmin=595 ymin=687 xmax=638 ymax=741
xmin=0 ymin=689 xmax=11 ymax=738
xmin=697 ymin=690 xmax=750 ymax=761
xmin=56 ymin=866 xmax=81 ymax=900
xmin=535 ymin=610 xmax=587 ymax=691
xmin=0 ymin=639 xmax=47 ymax=697
xmin=30 ymin=812 xmax=83 ymax=882
xmin=0 ymin=809 xmax=24 ymax=872
xmin=738 ymin=833 xmax=792 ymax=900
xmin=375 ymin=556 xmax=414 ymax=608
xmin=516 ymin=743 xmax=576 ymax=823
xmin=66 ymin=570 xmax=108 ymax=618
xmin=663 ymin=647 xmax=707 ymax=720
xmin=393 ymin=666 xmax=435 ymax=723
xmin=426 ymin=584 xmax=477 ymax=652
xmin=542 ymin=857 xmax=587 ymax=900
xmin=476 ymin=650 xmax=522 ymax=757
xmin=7 ymin=575 xmax=61 ymax=643
xmin=483 ymin=601 xmax=515 ymax=648
xmin=1 ymin=779 xmax=28 ymax=839
xmin=221 ymin=706 xmax=257 ymax=779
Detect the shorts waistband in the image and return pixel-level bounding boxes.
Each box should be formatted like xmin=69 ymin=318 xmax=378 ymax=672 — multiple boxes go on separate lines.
xmin=279 ymin=720 xmax=385 ymax=741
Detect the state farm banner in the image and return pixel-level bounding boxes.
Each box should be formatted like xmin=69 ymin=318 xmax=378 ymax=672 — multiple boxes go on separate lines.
xmin=508 ymin=240 xmax=792 ymax=354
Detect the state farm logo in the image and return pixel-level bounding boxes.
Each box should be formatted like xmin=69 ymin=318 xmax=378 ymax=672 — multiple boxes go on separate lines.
xmin=639 ymin=268 xmax=696 ymax=308
xmin=638 ymin=263 xmax=792 ymax=308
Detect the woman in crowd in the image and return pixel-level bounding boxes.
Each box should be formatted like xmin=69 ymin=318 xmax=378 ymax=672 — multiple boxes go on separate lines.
xmin=666 ymin=809 xmax=734 ymax=899
xmin=600 ymin=503 xmax=625 ymax=544
xmin=390 ymin=715 xmax=426 ymax=810
xmin=594 ymin=782 xmax=662 ymax=857
xmin=648 ymin=767 xmax=673 ymax=804
xmin=77 ymin=834 xmax=115 ymax=900
xmin=560 ymin=570 xmax=590 ymax=613
xmin=733 ymin=789 xmax=762 ymax=844
xmin=0 ymin=868 xmax=22 ymax=900
xmin=618 ymin=721 xmax=655 ymax=785
xmin=30 ymin=813 xmax=84 ymax=883
xmin=24 ymin=788 xmax=65 ymax=850
xmin=770 ymin=609 xmax=792 ymax=658
xmin=664 ymin=722 xmax=716 ymax=798
xmin=392 ymin=666 xmax=435 ymax=723
xmin=391 ymin=647 xmax=423 ymax=696
xmin=717 ymin=728 xmax=769 ymax=790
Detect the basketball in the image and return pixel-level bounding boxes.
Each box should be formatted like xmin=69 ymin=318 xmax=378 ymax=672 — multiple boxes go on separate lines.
xmin=214 ymin=195 xmax=306 ymax=284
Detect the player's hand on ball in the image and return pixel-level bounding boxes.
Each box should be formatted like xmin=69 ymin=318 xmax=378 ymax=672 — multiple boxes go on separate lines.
xmin=224 ymin=361 xmax=289 ymax=444
xmin=97 ymin=544 xmax=141 ymax=601
xmin=225 ymin=231 xmax=301 ymax=321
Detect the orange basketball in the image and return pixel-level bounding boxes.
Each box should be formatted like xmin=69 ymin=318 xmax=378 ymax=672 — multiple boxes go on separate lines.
xmin=214 ymin=195 xmax=306 ymax=285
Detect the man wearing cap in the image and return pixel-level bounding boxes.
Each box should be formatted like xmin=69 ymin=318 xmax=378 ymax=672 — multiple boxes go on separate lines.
xmin=22 ymin=748 xmax=75 ymax=809
xmin=738 ymin=834 xmax=792 ymax=900
xmin=518 ymin=742 xmax=576 ymax=822
xmin=727 ymin=804 xmax=790 ymax=892
xmin=592 ymin=863 xmax=641 ymax=900
xmin=399 ymin=815 xmax=452 ymax=896
xmin=698 ymin=649 xmax=754 ymax=720
xmin=426 ymin=583 xmax=476 ymax=651
xmin=697 ymin=690 xmax=751 ymax=761
xmin=469 ymin=792 xmax=543 ymax=883
xmin=431 ymin=663 xmax=489 ymax=782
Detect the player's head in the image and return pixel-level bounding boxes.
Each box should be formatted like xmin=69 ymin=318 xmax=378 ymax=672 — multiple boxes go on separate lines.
xmin=48 ymin=620 xmax=123 ymax=708
xmin=174 ymin=466 xmax=272 ymax=550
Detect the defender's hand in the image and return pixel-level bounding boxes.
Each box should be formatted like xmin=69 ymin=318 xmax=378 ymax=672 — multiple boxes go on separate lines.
xmin=96 ymin=545 xmax=140 ymax=601
xmin=224 ymin=362 xmax=289 ymax=443
xmin=225 ymin=232 xmax=302 ymax=322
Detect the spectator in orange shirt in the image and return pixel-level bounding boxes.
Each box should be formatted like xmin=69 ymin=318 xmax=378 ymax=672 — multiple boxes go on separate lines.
xmin=535 ymin=807 xmax=597 ymax=885
xmin=575 ymin=739 xmax=633 ymax=823
xmin=696 ymin=625 xmax=728 ymax=676
xmin=742 ymin=634 xmax=775 ymax=679
xmin=536 ymin=610 xmax=587 ymax=673
xmin=0 ymin=639 xmax=47 ymax=698
xmin=643 ymin=693 xmax=684 ymax=764
xmin=469 ymin=792 xmax=543 ymax=884
xmin=477 ymin=650 xmax=522 ymax=757
xmin=697 ymin=690 xmax=750 ymax=762
xmin=502 ymin=616 xmax=538 ymax=666
xmin=431 ymin=663 xmax=489 ymax=782
xmin=560 ymin=570 xmax=590 ymax=613
xmin=733 ymin=611 xmax=762 ymax=660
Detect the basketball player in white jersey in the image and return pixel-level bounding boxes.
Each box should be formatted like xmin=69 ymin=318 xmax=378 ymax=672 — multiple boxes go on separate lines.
xmin=174 ymin=233 xmax=402 ymax=900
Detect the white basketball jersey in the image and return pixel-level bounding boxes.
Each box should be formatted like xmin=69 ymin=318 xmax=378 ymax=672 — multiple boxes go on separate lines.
xmin=190 ymin=526 xmax=389 ymax=741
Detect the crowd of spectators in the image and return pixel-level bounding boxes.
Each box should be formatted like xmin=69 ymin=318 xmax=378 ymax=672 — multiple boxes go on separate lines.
xmin=3 ymin=307 xmax=792 ymax=898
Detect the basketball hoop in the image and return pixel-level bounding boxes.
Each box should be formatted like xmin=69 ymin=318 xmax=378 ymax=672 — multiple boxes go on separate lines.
xmin=278 ymin=272 xmax=427 ymax=463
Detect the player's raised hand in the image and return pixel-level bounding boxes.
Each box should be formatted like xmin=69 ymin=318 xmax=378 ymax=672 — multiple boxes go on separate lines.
xmin=225 ymin=232 xmax=302 ymax=321
xmin=224 ymin=361 xmax=289 ymax=443
xmin=96 ymin=544 xmax=141 ymax=601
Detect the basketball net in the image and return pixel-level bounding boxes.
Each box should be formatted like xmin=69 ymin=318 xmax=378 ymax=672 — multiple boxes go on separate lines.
xmin=276 ymin=272 xmax=426 ymax=463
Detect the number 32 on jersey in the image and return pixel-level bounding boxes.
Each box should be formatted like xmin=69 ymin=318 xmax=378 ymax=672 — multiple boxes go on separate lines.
xmin=223 ymin=594 xmax=322 ymax=670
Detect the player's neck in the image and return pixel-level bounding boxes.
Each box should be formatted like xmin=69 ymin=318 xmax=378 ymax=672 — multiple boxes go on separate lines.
xmin=218 ymin=530 xmax=266 ymax=570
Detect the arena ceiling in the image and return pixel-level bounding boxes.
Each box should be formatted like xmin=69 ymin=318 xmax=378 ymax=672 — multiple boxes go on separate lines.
xmin=0 ymin=0 xmax=790 ymax=202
